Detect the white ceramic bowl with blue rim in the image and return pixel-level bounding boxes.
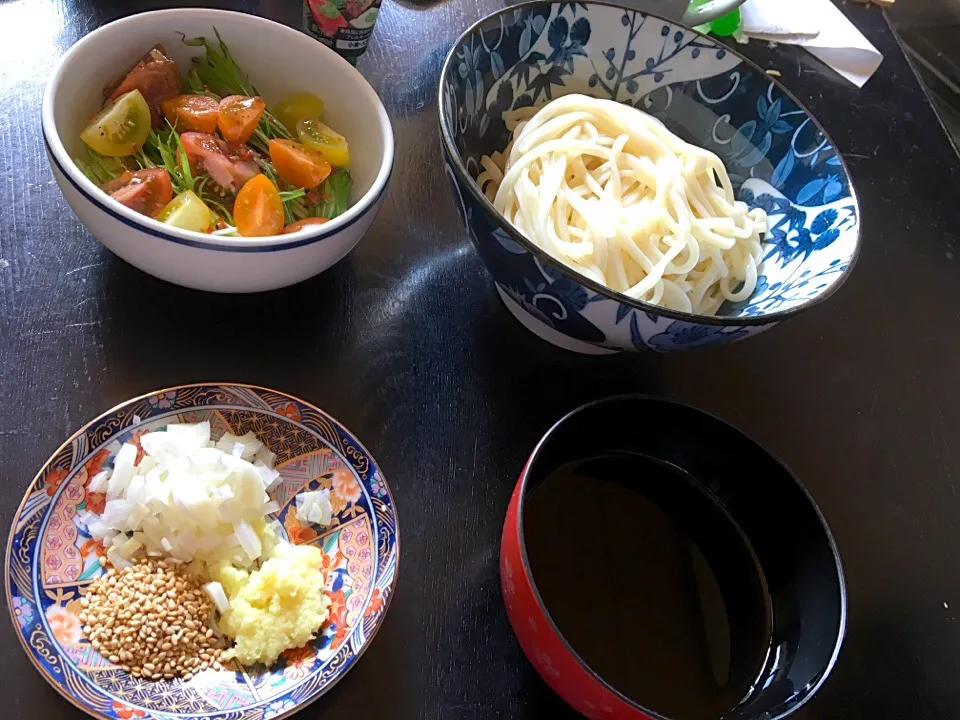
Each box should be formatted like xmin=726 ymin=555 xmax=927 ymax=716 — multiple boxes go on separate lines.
xmin=6 ymin=383 xmax=399 ymax=720
xmin=440 ymin=1 xmax=861 ymax=353
xmin=43 ymin=9 xmax=394 ymax=293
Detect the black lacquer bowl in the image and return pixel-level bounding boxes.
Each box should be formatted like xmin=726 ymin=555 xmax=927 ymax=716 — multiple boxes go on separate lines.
xmin=501 ymin=396 xmax=846 ymax=719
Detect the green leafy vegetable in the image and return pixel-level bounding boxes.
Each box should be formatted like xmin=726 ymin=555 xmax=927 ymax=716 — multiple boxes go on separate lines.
xmin=182 ymin=29 xmax=251 ymax=97
xmin=279 ymin=188 xmax=306 ymax=204
xmin=311 ymin=169 xmax=353 ymax=219
xmin=181 ymin=29 xmax=292 ymax=153
xmin=139 ymin=124 xmax=239 ymax=228
xmin=279 ymin=188 xmax=307 ymax=225
xmin=195 ymin=176 xmax=235 ymax=227
xmin=138 ymin=123 xmax=196 ymax=196
xmin=75 ymin=148 xmax=129 ymax=186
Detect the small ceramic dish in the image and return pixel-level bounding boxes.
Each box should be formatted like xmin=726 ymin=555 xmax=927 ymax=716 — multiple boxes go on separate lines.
xmin=440 ymin=1 xmax=861 ymax=352
xmin=500 ymin=396 xmax=846 ymax=719
xmin=6 ymin=383 xmax=399 ymax=720
xmin=43 ymin=9 xmax=394 ymax=293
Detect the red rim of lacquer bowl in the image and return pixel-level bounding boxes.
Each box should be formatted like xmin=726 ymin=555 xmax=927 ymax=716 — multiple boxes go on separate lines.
xmin=500 ymin=453 xmax=666 ymax=720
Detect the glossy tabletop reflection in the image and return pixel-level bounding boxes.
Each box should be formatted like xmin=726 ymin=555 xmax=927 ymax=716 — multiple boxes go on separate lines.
xmin=2 ymin=1 xmax=960 ymax=718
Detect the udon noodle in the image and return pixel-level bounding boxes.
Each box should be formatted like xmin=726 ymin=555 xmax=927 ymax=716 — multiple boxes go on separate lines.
xmin=476 ymin=94 xmax=767 ymax=316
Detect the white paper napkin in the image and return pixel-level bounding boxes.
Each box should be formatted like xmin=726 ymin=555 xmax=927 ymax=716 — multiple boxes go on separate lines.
xmin=739 ymin=0 xmax=883 ymax=88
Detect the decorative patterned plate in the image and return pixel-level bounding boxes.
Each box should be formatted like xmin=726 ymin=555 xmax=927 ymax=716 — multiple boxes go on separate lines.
xmin=6 ymin=384 xmax=399 ymax=720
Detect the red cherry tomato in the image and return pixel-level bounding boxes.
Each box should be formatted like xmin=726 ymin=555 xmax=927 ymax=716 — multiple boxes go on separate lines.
xmin=281 ymin=217 xmax=329 ymax=234
xmin=179 ymin=132 xmax=260 ymax=194
xmin=100 ymin=168 xmax=173 ymax=217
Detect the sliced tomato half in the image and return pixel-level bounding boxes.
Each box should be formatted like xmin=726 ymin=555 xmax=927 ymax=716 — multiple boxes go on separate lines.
xmin=268 ymin=139 xmax=331 ymax=189
xmin=217 ymin=95 xmax=266 ymax=144
xmin=105 ymin=45 xmax=181 ymax=127
xmin=161 ymin=95 xmax=220 ymax=134
xmin=99 ymin=168 xmax=173 ymax=217
xmin=179 ymin=132 xmax=261 ymax=194
xmin=281 ymin=217 xmax=329 ymax=234
xmin=234 ymin=174 xmax=284 ymax=237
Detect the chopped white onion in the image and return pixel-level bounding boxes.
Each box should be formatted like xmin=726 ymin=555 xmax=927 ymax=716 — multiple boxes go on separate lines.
xmin=233 ymin=520 xmax=261 ymax=561
xmin=118 ymin=536 xmax=142 ymax=558
xmin=269 ymin=519 xmax=284 ymax=537
xmin=107 ymin=550 xmax=133 ymax=570
xmin=295 ymin=489 xmax=332 ymax=527
xmin=136 ymin=456 xmax=157 ymax=475
xmin=101 ymin=499 xmax=134 ymax=529
xmin=215 ymin=432 xmax=263 ymax=461
xmin=255 ymin=446 xmax=277 ymax=468
xmin=126 ymin=474 xmax=147 ymax=506
xmin=87 ymin=470 xmax=110 ymax=494
xmin=83 ymin=423 xmax=278 ymax=568
xmin=107 ymin=443 xmax=137 ymax=499
xmin=254 ymin=461 xmax=282 ymax=492
xmin=203 ymin=581 xmax=231 ymax=613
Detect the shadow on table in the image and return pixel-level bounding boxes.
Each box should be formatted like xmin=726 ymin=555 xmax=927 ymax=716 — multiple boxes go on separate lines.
xmin=814 ymin=609 xmax=960 ymax=720
xmin=432 ymin=533 xmax=582 ymax=720
xmin=469 ymin=284 xmax=666 ymax=434
xmin=96 ymin=250 xmax=357 ymax=390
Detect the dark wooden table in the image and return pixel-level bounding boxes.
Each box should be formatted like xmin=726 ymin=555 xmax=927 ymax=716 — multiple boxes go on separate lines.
xmin=2 ymin=0 xmax=960 ymax=718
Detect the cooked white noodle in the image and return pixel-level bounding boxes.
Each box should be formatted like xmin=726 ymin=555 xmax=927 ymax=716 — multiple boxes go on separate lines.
xmin=478 ymin=94 xmax=768 ymax=316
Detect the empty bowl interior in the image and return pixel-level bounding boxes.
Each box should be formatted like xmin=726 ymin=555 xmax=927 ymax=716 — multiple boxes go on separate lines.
xmin=440 ymin=2 xmax=860 ymax=320
xmin=47 ymin=9 xmax=388 ymax=206
xmin=519 ymin=396 xmax=846 ymax=719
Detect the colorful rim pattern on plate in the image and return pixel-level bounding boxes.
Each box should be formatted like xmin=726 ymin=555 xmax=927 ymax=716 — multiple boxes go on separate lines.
xmin=6 ymin=383 xmax=399 ymax=720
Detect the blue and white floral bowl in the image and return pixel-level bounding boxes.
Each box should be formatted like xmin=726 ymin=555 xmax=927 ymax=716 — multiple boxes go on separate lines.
xmin=439 ymin=1 xmax=861 ymax=353
xmin=6 ymin=384 xmax=398 ymax=720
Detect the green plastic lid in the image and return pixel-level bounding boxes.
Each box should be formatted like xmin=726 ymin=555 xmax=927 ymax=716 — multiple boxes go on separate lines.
xmin=689 ymin=0 xmax=741 ymax=38
xmin=709 ymin=8 xmax=740 ymax=37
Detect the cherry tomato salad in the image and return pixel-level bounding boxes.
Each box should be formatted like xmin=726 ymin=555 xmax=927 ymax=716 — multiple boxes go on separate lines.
xmin=75 ymin=30 xmax=353 ymax=237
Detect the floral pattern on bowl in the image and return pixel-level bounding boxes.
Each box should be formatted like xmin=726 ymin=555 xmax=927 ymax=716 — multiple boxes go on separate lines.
xmin=440 ymin=2 xmax=860 ymax=352
xmin=6 ymin=384 xmax=399 ymax=720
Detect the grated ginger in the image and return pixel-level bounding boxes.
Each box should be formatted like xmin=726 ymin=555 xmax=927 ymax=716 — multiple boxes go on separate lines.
xmin=211 ymin=542 xmax=330 ymax=667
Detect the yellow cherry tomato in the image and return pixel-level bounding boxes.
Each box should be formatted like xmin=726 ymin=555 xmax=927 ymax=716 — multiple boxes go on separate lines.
xmin=155 ymin=190 xmax=212 ymax=233
xmin=234 ymin=174 xmax=284 ymax=237
xmin=296 ymin=118 xmax=350 ymax=167
xmin=80 ymin=89 xmax=151 ymax=157
xmin=273 ymin=92 xmax=325 ymax=134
